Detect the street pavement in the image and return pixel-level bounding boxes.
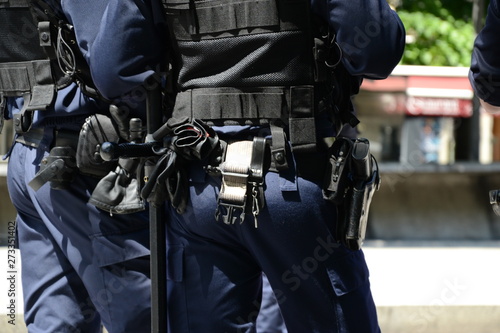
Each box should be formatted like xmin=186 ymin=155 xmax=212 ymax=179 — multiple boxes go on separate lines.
xmin=1 ymin=241 xmax=500 ymax=332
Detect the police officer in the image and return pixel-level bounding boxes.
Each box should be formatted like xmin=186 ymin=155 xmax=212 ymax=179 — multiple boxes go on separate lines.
xmin=470 ymin=0 xmax=500 ymax=114
xmin=3 ymin=1 xmax=283 ymax=332
xmin=3 ymin=1 xmax=152 ymax=332
xmin=89 ymin=0 xmax=405 ymax=332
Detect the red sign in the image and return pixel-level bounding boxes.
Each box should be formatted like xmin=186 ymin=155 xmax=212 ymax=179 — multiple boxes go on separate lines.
xmin=405 ymin=96 xmax=473 ymax=117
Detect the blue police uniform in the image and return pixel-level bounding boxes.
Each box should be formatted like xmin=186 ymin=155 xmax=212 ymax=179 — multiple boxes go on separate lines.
xmin=470 ymin=0 xmax=500 ymax=106
xmin=4 ymin=1 xmax=282 ymax=332
xmin=5 ymin=2 xmax=152 ymax=332
xmin=89 ymin=0 xmax=405 ymax=332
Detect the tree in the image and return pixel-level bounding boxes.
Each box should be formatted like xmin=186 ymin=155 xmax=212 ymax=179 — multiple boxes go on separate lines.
xmin=397 ymin=0 xmax=480 ymax=66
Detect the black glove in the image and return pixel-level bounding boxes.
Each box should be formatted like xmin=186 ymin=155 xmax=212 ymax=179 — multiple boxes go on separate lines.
xmin=140 ymin=149 xmax=189 ymax=214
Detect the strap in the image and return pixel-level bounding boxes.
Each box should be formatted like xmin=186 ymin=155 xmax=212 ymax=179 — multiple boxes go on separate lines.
xmin=172 ymin=86 xmax=318 ymax=148
xmin=289 ymin=86 xmax=316 ymax=149
xmin=172 ymin=87 xmax=284 ymax=122
xmin=270 ymin=125 xmax=288 ymax=171
xmin=14 ymin=127 xmax=45 ymax=148
xmin=28 ymin=158 xmax=66 ymax=191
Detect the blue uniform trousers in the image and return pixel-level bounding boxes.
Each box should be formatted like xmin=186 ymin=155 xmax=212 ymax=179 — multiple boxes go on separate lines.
xmin=7 ymin=141 xmax=151 ymax=333
xmin=165 ymin=155 xmax=380 ymax=332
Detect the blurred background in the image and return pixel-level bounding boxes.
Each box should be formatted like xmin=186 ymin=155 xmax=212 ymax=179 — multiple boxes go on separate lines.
xmin=1 ymin=1 xmax=499 ymax=332
xmin=355 ymin=1 xmax=500 ymax=332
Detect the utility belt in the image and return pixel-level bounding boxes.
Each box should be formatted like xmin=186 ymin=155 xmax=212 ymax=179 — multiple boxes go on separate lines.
xmin=172 ymin=86 xmax=318 ymax=152
xmin=15 ymin=114 xmax=121 ymax=190
xmin=92 ymin=117 xmax=379 ymax=250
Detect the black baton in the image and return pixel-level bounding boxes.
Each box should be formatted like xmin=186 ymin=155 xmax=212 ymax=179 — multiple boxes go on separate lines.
xmin=145 ymin=82 xmax=167 ymax=333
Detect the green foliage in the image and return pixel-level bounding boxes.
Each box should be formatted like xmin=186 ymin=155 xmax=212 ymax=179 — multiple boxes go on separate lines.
xmin=400 ymin=0 xmax=474 ymax=21
xmin=398 ymin=8 xmax=475 ymax=67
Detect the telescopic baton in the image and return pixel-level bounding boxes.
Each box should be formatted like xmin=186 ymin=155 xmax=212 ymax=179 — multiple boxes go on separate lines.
xmin=145 ymin=82 xmax=167 ymax=333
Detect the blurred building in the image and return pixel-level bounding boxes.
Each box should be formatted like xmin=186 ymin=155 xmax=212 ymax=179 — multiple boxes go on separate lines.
xmin=355 ymin=65 xmax=500 ymax=241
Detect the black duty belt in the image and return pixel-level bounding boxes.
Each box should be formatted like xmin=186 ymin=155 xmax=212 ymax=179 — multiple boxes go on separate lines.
xmin=171 ymin=86 xmax=317 ymax=150
xmin=14 ymin=127 xmax=46 ymax=148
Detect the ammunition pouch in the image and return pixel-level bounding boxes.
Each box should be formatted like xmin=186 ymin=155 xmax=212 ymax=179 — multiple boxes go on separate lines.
xmin=323 ymin=137 xmax=380 ymax=250
xmin=76 ymin=114 xmax=120 ymax=178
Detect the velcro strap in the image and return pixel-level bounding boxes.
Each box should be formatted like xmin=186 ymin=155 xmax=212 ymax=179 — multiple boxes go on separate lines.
xmin=163 ymin=0 xmax=308 ymax=39
xmin=289 ymin=86 xmax=316 ymax=147
xmin=173 ymin=87 xmax=284 ymax=122
xmin=0 ymin=61 xmax=55 ymax=111
xmin=270 ymin=125 xmax=288 ymax=171
xmin=192 ymin=0 xmax=279 ymax=35
xmin=173 ymin=86 xmax=317 ymax=149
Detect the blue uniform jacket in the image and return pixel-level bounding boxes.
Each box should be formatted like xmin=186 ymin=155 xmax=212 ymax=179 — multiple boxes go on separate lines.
xmin=470 ymin=0 xmax=500 ymax=106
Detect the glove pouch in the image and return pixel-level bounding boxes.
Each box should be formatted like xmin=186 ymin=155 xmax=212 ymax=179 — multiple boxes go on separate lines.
xmin=77 ymin=114 xmax=119 ymax=177
xmin=89 ymin=159 xmax=145 ymax=214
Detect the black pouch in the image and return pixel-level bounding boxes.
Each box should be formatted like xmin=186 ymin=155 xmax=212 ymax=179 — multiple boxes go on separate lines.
xmin=76 ymin=114 xmax=120 ymax=177
xmin=89 ymin=158 xmax=146 ymax=214
xmin=28 ymin=145 xmax=77 ymax=190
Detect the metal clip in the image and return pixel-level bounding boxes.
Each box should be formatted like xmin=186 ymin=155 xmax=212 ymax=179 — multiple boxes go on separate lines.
xmin=251 ymin=184 xmax=260 ymax=228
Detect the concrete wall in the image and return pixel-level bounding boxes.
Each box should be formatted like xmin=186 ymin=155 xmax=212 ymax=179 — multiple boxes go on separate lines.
xmin=366 ymin=163 xmax=500 ymax=241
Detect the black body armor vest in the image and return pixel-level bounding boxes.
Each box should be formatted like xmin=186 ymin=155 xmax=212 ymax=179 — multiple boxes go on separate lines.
xmin=162 ymin=0 xmax=327 ymax=148
xmin=0 ymin=0 xmax=98 ymax=133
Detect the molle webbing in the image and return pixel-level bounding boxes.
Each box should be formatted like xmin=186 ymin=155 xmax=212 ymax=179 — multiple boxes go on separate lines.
xmin=163 ymin=0 xmax=309 ymax=39
xmin=0 ymin=61 xmax=55 ymax=111
xmin=172 ymin=86 xmax=316 ymax=147
xmin=0 ymin=0 xmax=55 ymax=109
xmin=163 ymin=0 xmax=315 ymax=89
